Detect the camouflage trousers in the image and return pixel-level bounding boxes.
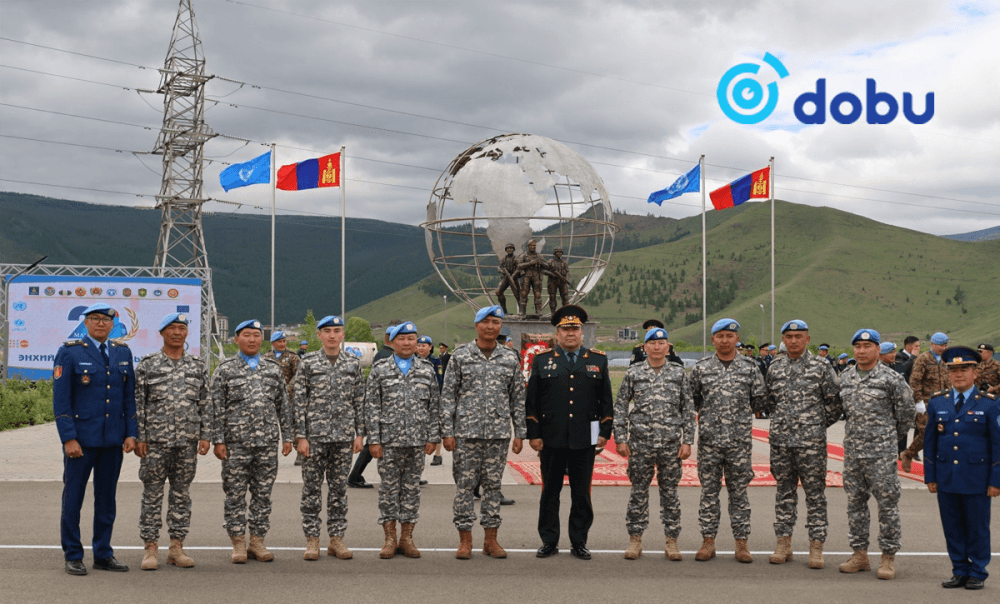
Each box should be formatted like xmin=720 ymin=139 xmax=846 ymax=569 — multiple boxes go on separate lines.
xmin=697 ymin=441 xmax=754 ymax=539
xmin=843 ymin=454 xmax=901 ymax=554
xmin=300 ymin=442 xmax=353 ymax=538
xmin=221 ymin=444 xmax=278 ymax=538
xmin=138 ymin=441 xmax=199 ymax=542
xmin=377 ymin=446 xmax=424 ymax=525
xmin=452 ymin=438 xmax=509 ymax=531
xmin=625 ymin=445 xmax=683 ymax=537
xmin=770 ymin=443 xmax=828 ymax=541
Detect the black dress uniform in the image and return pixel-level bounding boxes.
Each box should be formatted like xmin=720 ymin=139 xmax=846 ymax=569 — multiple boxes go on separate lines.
xmin=526 ymin=306 xmax=613 ymax=555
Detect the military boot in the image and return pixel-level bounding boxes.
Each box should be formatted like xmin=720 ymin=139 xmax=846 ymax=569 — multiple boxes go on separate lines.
xmin=230 ymin=535 xmax=247 ymax=564
xmin=247 ymin=535 xmax=274 ymax=562
xmin=877 ymin=553 xmax=895 ymax=580
xmin=482 ymin=527 xmax=507 ymax=558
xmin=808 ymin=540 xmax=824 ymax=569
xmin=899 ymin=451 xmax=913 ymax=473
xmin=397 ymin=523 xmax=421 ymax=558
xmin=141 ymin=542 xmax=158 ymax=571
xmin=167 ymin=538 xmax=194 ymax=568
xmin=379 ymin=521 xmax=398 ymax=559
xmin=664 ymin=537 xmax=682 ymax=561
xmin=328 ymin=536 xmax=353 ymax=559
xmin=695 ymin=537 xmax=716 ymax=561
xmin=624 ymin=535 xmax=642 ymax=560
xmin=455 ymin=530 xmax=473 ymax=560
xmin=735 ymin=539 xmax=754 ymax=563
xmin=769 ymin=536 xmax=792 ymax=564
xmin=304 ymin=537 xmax=320 ymax=561
xmin=839 ymin=550 xmax=870 ymax=573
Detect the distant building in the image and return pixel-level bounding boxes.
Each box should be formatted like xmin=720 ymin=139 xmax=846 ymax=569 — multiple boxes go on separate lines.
xmin=618 ymin=328 xmax=639 ymax=341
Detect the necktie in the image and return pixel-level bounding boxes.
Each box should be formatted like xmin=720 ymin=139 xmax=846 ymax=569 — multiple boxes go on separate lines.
xmin=955 ymin=392 xmax=965 ymax=413
xmin=100 ymin=342 xmax=109 ymax=366
xmin=568 ymin=352 xmax=576 ymax=365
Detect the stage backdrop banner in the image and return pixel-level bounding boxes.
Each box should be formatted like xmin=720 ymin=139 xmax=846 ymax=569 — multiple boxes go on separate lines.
xmin=5 ymin=276 xmax=202 ymax=379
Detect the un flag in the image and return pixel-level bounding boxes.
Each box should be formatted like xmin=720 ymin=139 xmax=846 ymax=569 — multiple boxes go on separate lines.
xmin=220 ymin=151 xmax=271 ymax=192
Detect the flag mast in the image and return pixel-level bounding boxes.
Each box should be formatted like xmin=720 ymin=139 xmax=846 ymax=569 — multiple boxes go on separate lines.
xmin=769 ymin=155 xmax=775 ymax=342
xmin=700 ymin=154 xmax=707 ymax=355
xmin=340 ymin=145 xmax=346 ymax=318
xmin=270 ymin=142 xmax=276 ymax=334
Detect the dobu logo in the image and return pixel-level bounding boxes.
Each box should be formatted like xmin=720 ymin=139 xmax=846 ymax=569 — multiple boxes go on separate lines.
xmin=717 ymin=52 xmax=789 ymax=125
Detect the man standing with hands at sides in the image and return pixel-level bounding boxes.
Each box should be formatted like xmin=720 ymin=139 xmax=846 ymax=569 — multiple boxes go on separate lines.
xmin=614 ymin=327 xmax=695 ymax=561
xmin=365 ymin=321 xmax=441 ymax=559
xmin=526 ymin=305 xmax=613 ymax=560
xmin=764 ymin=320 xmax=842 ymax=569
xmin=440 ymin=306 xmax=526 ymax=560
xmin=902 ymin=332 xmax=951 ymax=472
xmin=838 ymin=329 xmax=913 ymax=580
xmin=212 ymin=320 xmax=294 ymax=564
xmin=293 ymin=315 xmax=365 ymax=561
xmin=688 ymin=319 xmax=767 ymax=564
xmin=53 ymin=303 xmax=137 ymax=575
xmin=924 ymin=346 xmax=1000 ymax=590
xmin=135 ymin=313 xmax=211 ymax=570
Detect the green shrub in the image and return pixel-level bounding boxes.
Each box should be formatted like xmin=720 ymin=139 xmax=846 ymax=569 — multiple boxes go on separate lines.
xmin=0 ymin=377 xmax=55 ymax=431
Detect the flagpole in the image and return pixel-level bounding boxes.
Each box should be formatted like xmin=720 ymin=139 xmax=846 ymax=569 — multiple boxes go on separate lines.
xmin=700 ymin=154 xmax=707 ymax=356
xmin=340 ymin=145 xmax=346 ymax=318
xmin=769 ymin=156 xmax=775 ymax=343
xmin=270 ymin=143 xmax=276 ymax=335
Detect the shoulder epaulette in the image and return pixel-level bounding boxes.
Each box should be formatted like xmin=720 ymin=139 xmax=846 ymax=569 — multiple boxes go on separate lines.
xmin=982 ymin=392 xmax=997 ymax=400
xmin=63 ymin=339 xmax=83 ymax=347
xmin=536 ymin=349 xmax=555 ymax=356
xmin=261 ymin=356 xmax=280 ymax=365
xmin=218 ymin=356 xmax=240 ymax=365
xmin=930 ymin=390 xmax=947 ymax=398
xmin=109 ymin=338 xmax=130 ymax=347
xmin=589 ymin=349 xmax=605 ymax=356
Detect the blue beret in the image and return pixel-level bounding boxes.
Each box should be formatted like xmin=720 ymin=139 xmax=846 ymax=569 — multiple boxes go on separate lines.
xmin=270 ymin=330 xmax=286 ymax=343
xmin=838 ymin=353 xmax=849 ymax=359
xmin=644 ymin=328 xmax=669 ymax=342
xmin=711 ymin=318 xmax=740 ymax=334
xmin=158 ymin=312 xmax=189 ymax=332
xmin=851 ymin=328 xmax=880 ymax=345
xmin=930 ymin=332 xmax=949 ymax=345
xmin=83 ymin=303 xmax=116 ymax=318
xmin=301 ymin=340 xmax=309 ymax=345
xmin=781 ymin=319 xmax=808 ymax=333
xmin=768 ymin=345 xmax=777 ymax=351
xmin=818 ymin=345 xmax=829 ymax=350
xmin=235 ymin=319 xmax=262 ymax=335
xmin=317 ymin=315 xmax=344 ymax=329
xmin=389 ymin=321 xmax=417 ymax=341
xmin=417 ymin=335 xmax=433 ymax=345
xmin=879 ymin=342 xmax=896 ymax=354
xmin=942 ymin=346 xmax=981 ymax=366
xmin=385 ymin=327 xmax=394 ymax=335
xmin=475 ymin=305 xmax=504 ymax=323
xmin=344 ymin=346 xmax=362 ymax=358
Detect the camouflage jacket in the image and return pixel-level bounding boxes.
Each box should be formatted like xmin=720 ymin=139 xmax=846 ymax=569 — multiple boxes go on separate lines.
xmin=839 ymin=361 xmax=914 ymax=459
xmin=689 ymin=354 xmax=766 ymax=447
xmin=211 ymin=356 xmax=293 ymax=446
xmin=263 ymin=349 xmax=300 ymax=396
xmin=978 ymin=357 xmax=1000 ymax=391
xmin=909 ymin=351 xmax=950 ymax=403
xmin=364 ymin=356 xmax=442 ymax=447
xmin=614 ymin=360 xmax=696 ymax=448
xmin=439 ymin=341 xmax=527 ymax=440
xmin=547 ymin=257 xmax=569 ymax=283
xmin=292 ymin=350 xmax=365 ymax=443
xmin=765 ymin=350 xmax=842 ymax=446
xmin=135 ymin=350 xmax=211 ymax=445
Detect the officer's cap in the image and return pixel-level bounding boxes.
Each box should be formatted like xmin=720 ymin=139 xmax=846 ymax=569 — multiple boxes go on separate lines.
xmin=781 ymin=319 xmax=808 ymax=333
xmin=759 ymin=343 xmax=770 ymax=350
xmin=879 ymin=342 xmax=896 ymax=355
xmin=711 ymin=318 xmax=740 ymax=335
xmin=644 ymin=328 xmax=668 ymax=343
xmin=642 ymin=319 xmax=665 ymax=330
xmin=438 ymin=343 xmax=448 ymax=349
xmin=978 ymin=343 xmax=995 ymax=353
xmin=851 ymin=328 xmax=880 ymax=346
xmin=83 ymin=303 xmax=117 ymax=318
xmin=475 ymin=305 xmax=504 ymax=323
xmin=942 ymin=346 xmax=981 ymax=366
xmin=270 ymin=330 xmax=286 ymax=343
xmin=389 ymin=321 xmax=417 ymax=341
xmin=838 ymin=353 xmax=849 ymax=359
xmin=317 ymin=315 xmax=344 ymax=330
xmin=551 ymin=304 xmax=588 ymax=327
xmin=931 ymin=332 xmax=950 ymax=346
xmin=235 ymin=319 xmax=262 ymax=335
xmin=158 ymin=312 xmax=188 ymax=332
xmin=417 ymin=335 xmax=433 ymax=345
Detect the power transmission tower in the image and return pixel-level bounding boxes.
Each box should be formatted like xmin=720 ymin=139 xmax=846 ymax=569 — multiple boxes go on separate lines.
xmin=151 ymin=0 xmax=223 ymax=365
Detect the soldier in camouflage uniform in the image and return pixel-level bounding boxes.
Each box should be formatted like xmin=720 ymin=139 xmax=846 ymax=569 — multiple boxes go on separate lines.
xmin=440 ymin=305 xmax=526 ymax=560
xmin=976 ymin=343 xmax=999 ymax=394
xmin=546 ymin=248 xmax=570 ymax=314
xmin=495 ymin=243 xmax=520 ymax=316
xmin=838 ymin=328 xmax=914 ymax=581
xmin=135 ymin=313 xmax=211 ymax=571
xmin=516 ymin=239 xmax=546 ymax=316
xmin=764 ymin=320 xmax=842 ymax=570
xmin=365 ymin=321 xmax=441 ymax=559
xmin=263 ymin=331 xmax=302 ymax=465
xmin=688 ymin=318 xmax=766 ymax=563
xmin=614 ymin=327 xmax=695 ymax=561
xmin=901 ymin=332 xmax=950 ymax=472
xmin=211 ymin=319 xmax=294 ymax=564
xmin=293 ymin=315 xmax=365 ymax=561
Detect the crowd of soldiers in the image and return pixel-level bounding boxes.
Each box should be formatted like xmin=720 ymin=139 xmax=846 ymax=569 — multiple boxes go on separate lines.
xmin=52 ymin=302 xmax=999 ymax=591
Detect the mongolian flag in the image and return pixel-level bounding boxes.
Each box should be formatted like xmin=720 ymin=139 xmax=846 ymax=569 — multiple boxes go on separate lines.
xmin=709 ymin=166 xmax=770 ymax=210
xmin=277 ymin=153 xmax=341 ymax=191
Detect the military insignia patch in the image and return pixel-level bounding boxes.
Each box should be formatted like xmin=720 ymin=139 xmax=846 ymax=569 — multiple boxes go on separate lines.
xmin=586 ymin=365 xmax=600 ymax=373
xmin=937 ymin=423 xmax=944 ymax=432
xmin=81 ymin=374 xmax=90 ymax=385
xmin=53 ymin=366 xmax=62 ymax=380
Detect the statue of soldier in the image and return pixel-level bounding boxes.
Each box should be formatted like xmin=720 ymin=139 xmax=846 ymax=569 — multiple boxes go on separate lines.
xmin=495 ymin=243 xmax=520 ymax=316
xmin=516 ymin=239 xmax=546 ymax=316
xmin=547 ymin=248 xmax=570 ymax=314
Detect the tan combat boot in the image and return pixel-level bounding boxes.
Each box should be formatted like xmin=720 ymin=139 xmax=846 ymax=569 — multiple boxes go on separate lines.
xmin=695 ymin=537 xmax=716 ymax=561
xmin=167 ymin=538 xmax=194 ymax=567
xmin=482 ymin=527 xmax=507 ymax=559
xmin=328 ymin=536 xmax=353 ymax=559
xmin=230 ymin=535 xmax=247 ymax=564
xmin=769 ymin=536 xmax=792 ymax=564
xmin=379 ymin=521 xmax=398 ymax=559
xmin=664 ymin=537 xmax=682 ymax=561
xmin=808 ymin=540 xmax=824 ymax=569
xmin=899 ymin=451 xmax=913 ymax=473
xmin=735 ymin=539 xmax=754 ymax=563
xmin=397 ymin=523 xmax=421 ymax=558
xmin=247 ymin=535 xmax=274 ymax=562
xmin=455 ymin=530 xmax=473 ymax=560
xmin=304 ymin=537 xmax=320 ymax=561
xmin=877 ymin=553 xmax=895 ymax=580
xmin=141 ymin=542 xmax=158 ymax=570
xmin=624 ymin=535 xmax=642 ymax=560
xmin=838 ymin=550 xmax=870 ymax=573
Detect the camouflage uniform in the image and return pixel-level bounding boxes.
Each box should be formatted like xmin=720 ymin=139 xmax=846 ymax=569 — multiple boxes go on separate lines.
xmin=977 ymin=356 xmax=1000 ymax=393
xmin=262 ymin=349 xmax=300 ymax=397
xmin=614 ymin=361 xmax=696 ymax=537
xmin=689 ymin=354 xmax=766 ymax=539
xmin=293 ymin=351 xmax=365 ymax=538
xmin=546 ymin=254 xmax=570 ymax=314
xmin=135 ymin=351 xmax=211 ymax=542
xmin=839 ymin=362 xmax=914 ymax=554
xmin=211 ymin=356 xmax=293 ymax=538
xmin=440 ymin=342 xmax=526 ymax=531
xmin=764 ymin=350 xmax=842 ymax=542
xmin=365 ymin=356 xmax=441 ymax=525
xmin=904 ymin=351 xmax=950 ymax=459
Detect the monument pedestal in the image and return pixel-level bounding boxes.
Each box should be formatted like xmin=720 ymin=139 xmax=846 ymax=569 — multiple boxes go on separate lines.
xmin=505 ymin=319 xmax=598 ymax=350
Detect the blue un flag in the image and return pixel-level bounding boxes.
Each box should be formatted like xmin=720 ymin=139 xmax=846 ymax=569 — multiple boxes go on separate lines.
xmin=647 ymin=164 xmax=700 ymax=205
xmin=220 ymin=151 xmax=271 ymax=192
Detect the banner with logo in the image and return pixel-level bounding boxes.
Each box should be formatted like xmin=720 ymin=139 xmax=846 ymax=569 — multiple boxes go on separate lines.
xmin=5 ymin=276 xmax=202 ymax=379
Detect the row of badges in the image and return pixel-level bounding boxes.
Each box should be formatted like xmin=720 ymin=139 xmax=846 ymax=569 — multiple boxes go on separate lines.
xmin=27 ymin=286 xmax=180 ymax=299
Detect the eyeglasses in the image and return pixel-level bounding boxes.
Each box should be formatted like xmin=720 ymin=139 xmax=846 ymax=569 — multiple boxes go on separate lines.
xmin=87 ymin=316 xmax=113 ymax=324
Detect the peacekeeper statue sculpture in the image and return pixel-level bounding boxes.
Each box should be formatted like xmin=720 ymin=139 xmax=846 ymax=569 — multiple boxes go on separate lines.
xmin=495 ymin=243 xmax=520 ymax=316
xmin=546 ymin=248 xmax=571 ymax=314
xmin=516 ymin=239 xmax=546 ymax=317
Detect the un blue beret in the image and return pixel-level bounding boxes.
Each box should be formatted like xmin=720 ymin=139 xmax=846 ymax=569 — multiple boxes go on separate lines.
xmin=818 ymin=345 xmax=829 ymax=350
xmin=644 ymin=328 xmax=669 ymax=342
xmin=930 ymin=332 xmax=949 ymax=345
xmin=838 ymin=353 xmax=849 ymax=359
xmin=158 ymin=312 xmax=189 ymax=332
xmin=301 ymin=340 xmax=309 ymax=345
xmin=711 ymin=318 xmax=740 ymax=334
xmin=270 ymin=330 xmax=286 ymax=343
xmin=781 ymin=319 xmax=808 ymax=333
xmin=235 ymin=319 xmax=262 ymax=335
xmin=417 ymin=335 xmax=433 ymax=345
xmin=879 ymin=342 xmax=896 ymax=354
xmin=851 ymin=328 xmax=880 ymax=345
xmin=83 ymin=303 xmax=116 ymax=318
xmin=768 ymin=345 xmax=777 ymax=351
xmin=317 ymin=315 xmax=344 ymax=330
xmin=475 ymin=305 xmax=504 ymax=323
xmin=389 ymin=321 xmax=417 ymax=341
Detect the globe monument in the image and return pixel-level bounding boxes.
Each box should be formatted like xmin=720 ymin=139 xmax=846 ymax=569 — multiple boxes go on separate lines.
xmin=420 ymin=133 xmax=618 ymax=347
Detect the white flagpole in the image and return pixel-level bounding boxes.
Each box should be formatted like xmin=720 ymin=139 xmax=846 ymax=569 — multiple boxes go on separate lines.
xmin=769 ymin=156 xmax=775 ymax=343
xmin=270 ymin=143 xmax=276 ymax=334
xmin=700 ymin=155 xmax=707 ymax=355
xmin=340 ymin=146 xmax=346 ymax=318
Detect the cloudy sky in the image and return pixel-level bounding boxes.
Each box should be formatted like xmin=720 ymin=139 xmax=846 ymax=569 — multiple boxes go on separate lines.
xmin=2 ymin=0 xmax=998 ymax=237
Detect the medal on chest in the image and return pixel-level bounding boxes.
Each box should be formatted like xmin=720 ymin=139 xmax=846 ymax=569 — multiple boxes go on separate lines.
xmin=81 ymin=373 xmax=91 ymax=385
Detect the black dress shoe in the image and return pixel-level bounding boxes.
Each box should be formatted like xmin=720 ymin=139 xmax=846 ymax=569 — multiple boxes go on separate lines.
xmin=536 ymin=543 xmax=559 ymax=558
xmin=347 ymin=478 xmax=373 ymax=489
xmin=499 ymin=493 xmax=515 ymax=506
xmin=942 ymin=575 xmax=969 ymax=588
xmin=570 ymin=543 xmax=592 ymax=560
xmin=965 ymin=578 xmax=985 ymax=590
xmin=419 ymin=479 xmax=428 ymax=486
xmin=93 ymin=557 xmax=129 ymax=572
xmin=65 ymin=560 xmax=87 ymax=576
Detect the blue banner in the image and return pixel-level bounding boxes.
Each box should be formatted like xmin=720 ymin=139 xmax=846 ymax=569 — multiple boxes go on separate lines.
xmin=648 ymin=164 xmax=700 ymax=205
xmin=220 ymin=151 xmax=271 ymax=192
